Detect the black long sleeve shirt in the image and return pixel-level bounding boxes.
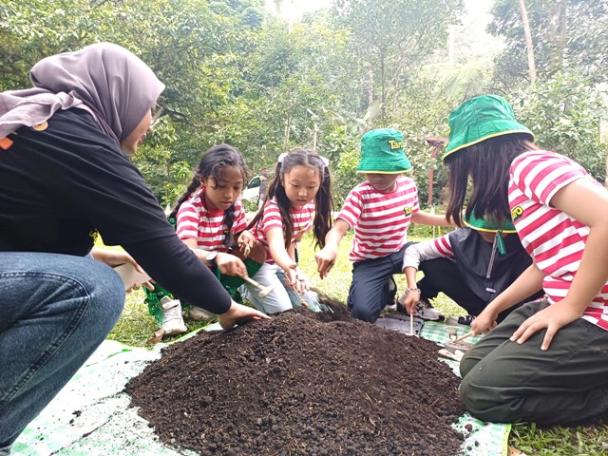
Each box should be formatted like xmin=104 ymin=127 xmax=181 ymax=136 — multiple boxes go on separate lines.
xmin=0 ymin=108 xmax=231 ymax=314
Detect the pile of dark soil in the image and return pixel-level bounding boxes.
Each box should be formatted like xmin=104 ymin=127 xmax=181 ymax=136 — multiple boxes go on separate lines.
xmin=127 ymin=311 xmax=464 ymax=456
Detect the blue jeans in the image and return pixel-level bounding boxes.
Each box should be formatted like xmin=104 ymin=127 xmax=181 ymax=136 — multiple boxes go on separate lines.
xmin=0 ymin=252 xmax=125 ymax=450
xmin=347 ymin=244 xmax=409 ymax=323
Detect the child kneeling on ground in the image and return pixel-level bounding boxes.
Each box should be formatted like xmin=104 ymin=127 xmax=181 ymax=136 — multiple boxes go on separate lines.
xmin=316 ymin=128 xmax=451 ymax=323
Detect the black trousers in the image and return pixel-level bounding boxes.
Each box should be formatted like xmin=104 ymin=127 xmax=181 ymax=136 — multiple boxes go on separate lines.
xmin=417 ymin=257 xmax=541 ymax=319
xmin=460 ymin=300 xmax=608 ymax=425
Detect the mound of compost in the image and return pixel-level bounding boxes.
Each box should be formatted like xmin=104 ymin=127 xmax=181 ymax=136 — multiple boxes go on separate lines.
xmin=127 ymin=311 xmax=464 ymax=456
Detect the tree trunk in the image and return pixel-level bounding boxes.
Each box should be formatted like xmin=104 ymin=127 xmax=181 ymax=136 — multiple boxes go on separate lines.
xmin=380 ymin=48 xmax=386 ymax=123
xmin=283 ymin=116 xmax=291 ymax=152
xmin=518 ymin=0 xmax=537 ymax=84
xmin=551 ymin=0 xmax=567 ymax=73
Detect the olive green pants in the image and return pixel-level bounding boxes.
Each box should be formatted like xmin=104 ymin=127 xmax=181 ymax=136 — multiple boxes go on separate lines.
xmin=460 ymin=299 xmax=608 ymax=425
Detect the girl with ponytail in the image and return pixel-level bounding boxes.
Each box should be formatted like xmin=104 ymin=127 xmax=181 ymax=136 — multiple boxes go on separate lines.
xmin=247 ymin=148 xmax=333 ymax=314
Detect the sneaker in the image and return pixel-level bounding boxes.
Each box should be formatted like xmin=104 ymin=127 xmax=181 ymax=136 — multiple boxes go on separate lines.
xmin=385 ymin=301 xmax=398 ymax=312
xmin=457 ymin=314 xmax=474 ymax=326
xmin=408 ymin=298 xmax=445 ymax=322
xmin=384 ymin=277 xmax=398 ymax=311
xmin=160 ymin=297 xmax=188 ymax=336
xmin=188 ymin=305 xmax=214 ymax=321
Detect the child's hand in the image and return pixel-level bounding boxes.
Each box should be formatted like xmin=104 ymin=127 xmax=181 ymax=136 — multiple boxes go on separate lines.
xmin=216 ymin=253 xmax=248 ymax=277
xmin=510 ymin=299 xmax=582 ymax=351
xmin=315 ymin=246 xmax=337 ymax=279
xmin=237 ymin=230 xmax=255 ymax=257
xmin=398 ymin=289 xmax=420 ymax=314
xmin=283 ymin=263 xmax=299 ymax=290
xmin=293 ymin=269 xmax=309 ymax=294
xmin=471 ymin=308 xmax=497 ymax=336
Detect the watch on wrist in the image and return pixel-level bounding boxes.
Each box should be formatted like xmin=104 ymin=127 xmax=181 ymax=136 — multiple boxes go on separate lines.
xmin=206 ymin=251 xmax=218 ymax=266
xmin=407 ymin=287 xmax=421 ymax=293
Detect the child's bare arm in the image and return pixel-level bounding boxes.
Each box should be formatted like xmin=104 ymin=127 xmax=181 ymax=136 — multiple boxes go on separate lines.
xmin=315 ymin=219 xmax=350 ymax=279
xmin=411 ymin=211 xmax=453 ymax=226
xmin=472 ymin=263 xmax=544 ymax=335
xmin=511 ymin=178 xmax=608 ymax=350
xmin=266 ymin=227 xmax=297 ymax=272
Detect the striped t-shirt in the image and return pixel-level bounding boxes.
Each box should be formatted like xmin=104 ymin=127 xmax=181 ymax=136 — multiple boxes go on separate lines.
xmin=509 ymin=150 xmax=608 ymax=330
xmin=176 ymin=189 xmax=247 ymax=252
xmin=338 ymin=175 xmax=420 ymax=262
xmin=252 ymin=198 xmax=315 ymax=264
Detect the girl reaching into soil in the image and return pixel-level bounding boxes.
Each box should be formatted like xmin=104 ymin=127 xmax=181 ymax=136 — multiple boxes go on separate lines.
xmin=146 ymin=144 xmax=265 ymax=335
xmin=315 ymin=128 xmax=452 ymax=323
xmin=443 ymin=94 xmax=608 ymax=426
xmin=247 ymin=149 xmax=333 ymax=314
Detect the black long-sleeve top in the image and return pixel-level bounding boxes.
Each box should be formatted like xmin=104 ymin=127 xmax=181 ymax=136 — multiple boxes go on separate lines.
xmin=0 ymin=108 xmax=231 ymax=314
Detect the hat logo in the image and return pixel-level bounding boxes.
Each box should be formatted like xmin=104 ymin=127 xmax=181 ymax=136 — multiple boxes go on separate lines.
xmin=511 ymin=206 xmax=524 ymax=221
xmin=388 ymin=139 xmax=402 ymax=150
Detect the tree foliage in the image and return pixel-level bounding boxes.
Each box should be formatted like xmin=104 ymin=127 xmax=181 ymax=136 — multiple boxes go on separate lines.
xmin=489 ymin=0 xmax=608 ymax=87
xmin=1 ymin=0 xmax=605 ymax=208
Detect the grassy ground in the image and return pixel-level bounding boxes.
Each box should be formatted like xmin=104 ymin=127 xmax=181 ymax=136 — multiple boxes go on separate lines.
xmin=108 ymin=233 xmax=608 ymax=455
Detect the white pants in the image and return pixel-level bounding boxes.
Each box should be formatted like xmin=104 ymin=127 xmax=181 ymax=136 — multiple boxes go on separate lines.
xmin=245 ymin=263 xmax=320 ymax=315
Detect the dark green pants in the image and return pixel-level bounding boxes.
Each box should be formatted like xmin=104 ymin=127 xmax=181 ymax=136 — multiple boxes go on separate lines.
xmin=460 ymin=299 xmax=608 ymax=425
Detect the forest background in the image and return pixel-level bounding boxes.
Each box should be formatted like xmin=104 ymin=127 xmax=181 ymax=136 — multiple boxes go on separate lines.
xmin=2 ymin=0 xmax=607 ymax=211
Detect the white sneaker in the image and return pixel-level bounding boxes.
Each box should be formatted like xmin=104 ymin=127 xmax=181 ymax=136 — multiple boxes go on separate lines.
xmin=188 ymin=305 xmax=214 ymax=321
xmin=160 ymin=298 xmax=187 ymax=335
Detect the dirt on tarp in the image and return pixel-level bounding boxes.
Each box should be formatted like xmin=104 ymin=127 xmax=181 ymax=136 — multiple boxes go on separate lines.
xmin=127 ymin=310 xmax=464 ymax=456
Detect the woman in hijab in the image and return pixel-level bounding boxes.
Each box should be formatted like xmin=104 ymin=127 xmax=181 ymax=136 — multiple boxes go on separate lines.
xmin=0 ymin=43 xmax=267 ymax=452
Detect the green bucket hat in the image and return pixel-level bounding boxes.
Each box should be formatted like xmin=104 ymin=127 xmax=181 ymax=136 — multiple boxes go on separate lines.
xmin=357 ymin=128 xmax=412 ymax=174
xmin=463 ymin=211 xmax=516 ymax=234
xmin=443 ymin=95 xmax=534 ymax=161
xmin=463 ymin=210 xmax=517 ymax=256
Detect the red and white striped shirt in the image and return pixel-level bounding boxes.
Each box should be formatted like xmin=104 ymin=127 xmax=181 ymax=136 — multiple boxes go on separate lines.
xmin=509 ymin=150 xmax=608 ymax=330
xmin=252 ymin=198 xmax=315 ymax=264
xmin=338 ymin=176 xmax=420 ymax=262
xmin=176 ymin=189 xmax=247 ymax=252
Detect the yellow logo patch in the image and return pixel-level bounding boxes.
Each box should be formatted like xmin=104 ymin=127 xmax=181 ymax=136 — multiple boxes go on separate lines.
xmin=403 ymin=206 xmax=413 ymax=216
xmin=89 ymin=230 xmax=99 ymax=244
xmin=511 ymin=206 xmax=524 ymax=220
xmin=388 ymin=140 xmax=402 ymax=150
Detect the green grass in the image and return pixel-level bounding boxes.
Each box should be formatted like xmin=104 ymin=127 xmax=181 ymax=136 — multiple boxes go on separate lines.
xmin=109 ymin=233 xmax=608 ymax=455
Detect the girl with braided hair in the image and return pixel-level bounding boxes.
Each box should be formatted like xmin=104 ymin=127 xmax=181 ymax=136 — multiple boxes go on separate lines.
xmin=147 ymin=144 xmax=265 ymax=334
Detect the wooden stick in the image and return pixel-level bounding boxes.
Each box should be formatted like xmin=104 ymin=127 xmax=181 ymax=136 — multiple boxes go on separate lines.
xmin=451 ymin=330 xmax=473 ymax=344
xmin=242 ymin=276 xmax=273 ymax=298
xmin=409 ymin=312 xmax=414 ymax=336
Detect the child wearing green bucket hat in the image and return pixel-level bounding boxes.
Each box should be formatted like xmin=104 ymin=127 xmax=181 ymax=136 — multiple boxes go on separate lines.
xmin=443 ymin=94 xmax=608 ymax=426
xmin=315 ymin=128 xmax=452 ymax=323
xmin=400 ymin=209 xmax=541 ymax=325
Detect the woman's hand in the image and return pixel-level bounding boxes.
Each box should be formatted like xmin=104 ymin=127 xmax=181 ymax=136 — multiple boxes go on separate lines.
xmin=237 ymin=230 xmax=255 ymax=257
xmin=216 ymin=252 xmax=247 ymax=277
xmin=398 ymin=289 xmax=420 ymax=314
xmin=218 ymin=301 xmax=269 ymax=330
xmin=510 ymin=300 xmax=582 ymax=351
xmin=471 ymin=307 xmax=498 ymax=336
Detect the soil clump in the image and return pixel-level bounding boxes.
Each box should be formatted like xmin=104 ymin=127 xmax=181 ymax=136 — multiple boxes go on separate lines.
xmin=127 ymin=309 xmax=464 ymax=456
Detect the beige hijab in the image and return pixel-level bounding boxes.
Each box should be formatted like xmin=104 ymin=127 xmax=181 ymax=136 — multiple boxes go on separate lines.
xmin=0 ymin=42 xmax=165 ymax=143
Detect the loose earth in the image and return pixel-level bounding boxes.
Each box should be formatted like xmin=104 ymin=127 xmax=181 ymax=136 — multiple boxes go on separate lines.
xmin=127 ymin=308 xmax=464 ymax=456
